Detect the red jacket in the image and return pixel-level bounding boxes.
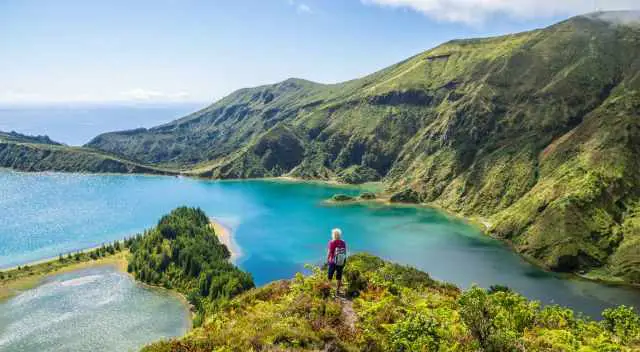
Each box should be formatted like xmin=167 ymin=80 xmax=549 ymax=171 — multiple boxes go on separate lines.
xmin=327 ymin=239 xmax=346 ymax=264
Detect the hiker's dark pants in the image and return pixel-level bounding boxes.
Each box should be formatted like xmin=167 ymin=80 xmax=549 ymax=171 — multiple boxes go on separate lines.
xmin=328 ymin=263 xmax=344 ymax=281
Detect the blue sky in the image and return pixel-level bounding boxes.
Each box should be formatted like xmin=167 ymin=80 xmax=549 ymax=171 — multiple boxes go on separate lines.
xmin=1 ymin=0 xmax=638 ymax=105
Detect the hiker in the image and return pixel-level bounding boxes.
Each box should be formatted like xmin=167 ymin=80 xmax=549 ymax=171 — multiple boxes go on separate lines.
xmin=327 ymin=228 xmax=347 ymax=294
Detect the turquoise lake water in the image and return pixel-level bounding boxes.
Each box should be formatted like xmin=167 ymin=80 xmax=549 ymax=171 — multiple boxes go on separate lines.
xmin=1 ymin=170 xmax=640 ymax=327
xmin=0 ymin=266 xmax=190 ymax=352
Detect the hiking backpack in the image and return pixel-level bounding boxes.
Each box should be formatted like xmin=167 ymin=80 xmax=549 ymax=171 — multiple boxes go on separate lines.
xmin=334 ymin=246 xmax=346 ymax=266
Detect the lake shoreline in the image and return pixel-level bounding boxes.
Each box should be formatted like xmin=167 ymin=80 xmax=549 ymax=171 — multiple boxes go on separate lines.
xmin=210 ymin=218 xmax=242 ymax=263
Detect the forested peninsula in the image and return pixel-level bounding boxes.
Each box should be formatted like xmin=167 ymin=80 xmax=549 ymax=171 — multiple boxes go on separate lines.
xmin=0 ymin=207 xmax=252 ymax=328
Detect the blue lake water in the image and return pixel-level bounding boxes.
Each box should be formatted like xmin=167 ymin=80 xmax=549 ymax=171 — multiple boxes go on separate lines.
xmin=0 ymin=266 xmax=190 ymax=352
xmin=1 ymin=170 xmax=640 ymax=321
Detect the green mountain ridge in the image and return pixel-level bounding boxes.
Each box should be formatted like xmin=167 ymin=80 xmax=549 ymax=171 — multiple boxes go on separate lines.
xmin=0 ymin=131 xmax=175 ymax=175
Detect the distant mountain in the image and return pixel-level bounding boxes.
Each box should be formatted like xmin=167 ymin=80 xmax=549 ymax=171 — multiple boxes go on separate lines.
xmin=0 ymin=131 xmax=61 ymax=145
xmin=86 ymin=13 xmax=640 ymax=283
xmin=0 ymin=131 xmax=175 ymax=175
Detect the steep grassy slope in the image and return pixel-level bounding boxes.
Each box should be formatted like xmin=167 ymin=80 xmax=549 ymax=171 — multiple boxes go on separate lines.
xmin=0 ymin=131 xmax=174 ymax=174
xmin=144 ymin=254 xmax=640 ymax=352
xmin=87 ymin=13 xmax=640 ymax=281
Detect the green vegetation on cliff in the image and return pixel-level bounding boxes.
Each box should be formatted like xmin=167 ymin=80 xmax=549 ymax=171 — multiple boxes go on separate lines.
xmin=127 ymin=207 xmax=254 ymax=325
xmin=144 ymin=253 xmax=640 ymax=351
xmin=85 ymin=13 xmax=640 ymax=283
xmin=0 ymin=130 xmax=175 ymax=174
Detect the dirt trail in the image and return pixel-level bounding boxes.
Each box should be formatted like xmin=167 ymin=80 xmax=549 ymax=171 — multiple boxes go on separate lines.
xmin=338 ymin=297 xmax=357 ymax=331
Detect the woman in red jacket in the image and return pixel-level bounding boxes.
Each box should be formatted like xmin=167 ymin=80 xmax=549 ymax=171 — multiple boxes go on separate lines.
xmin=327 ymin=228 xmax=347 ymax=294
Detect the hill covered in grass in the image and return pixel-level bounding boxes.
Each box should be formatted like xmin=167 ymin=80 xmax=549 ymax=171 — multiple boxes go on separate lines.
xmin=0 ymin=130 xmax=175 ymax=174
xmin=144 ymin=253 xmax=640 ymax=351
xmin=86 ymin=13 xmax=640 ymax=283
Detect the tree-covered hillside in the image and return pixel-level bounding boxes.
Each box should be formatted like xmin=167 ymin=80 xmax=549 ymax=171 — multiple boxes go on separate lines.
xmin=127 ymin=207 xmax=254 ymax=326
xmin=144 ymin=253 xmax=640 ymax=352
xmin=0 ymin=131 xmax=175 ymax=174
xmin=86 ymin=13 xmax=640 ymax=283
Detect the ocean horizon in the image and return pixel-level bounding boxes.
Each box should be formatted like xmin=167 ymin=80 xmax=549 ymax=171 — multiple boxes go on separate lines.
xmin=0 ymin=102 xmax=205 ymax=146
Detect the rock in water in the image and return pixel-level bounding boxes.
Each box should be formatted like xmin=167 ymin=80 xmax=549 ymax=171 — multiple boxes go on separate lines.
xmin=331 ymin=194 xmax=356 ymax=202
xmin=359 ymin=192 xmax=376 ymax=200
xmin=390 ymin=189 xmax=421 ymax=204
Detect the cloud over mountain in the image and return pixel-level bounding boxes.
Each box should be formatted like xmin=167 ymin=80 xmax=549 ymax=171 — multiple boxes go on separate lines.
xmin=365 ymin=0 xmax=640 ymax=24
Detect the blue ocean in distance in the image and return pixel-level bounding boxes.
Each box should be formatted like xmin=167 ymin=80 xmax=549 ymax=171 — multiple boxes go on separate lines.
xmin=0 ymin=103 xmax=203 ymax=145
xmin=1 ymin=170 xmax=639 ymax=319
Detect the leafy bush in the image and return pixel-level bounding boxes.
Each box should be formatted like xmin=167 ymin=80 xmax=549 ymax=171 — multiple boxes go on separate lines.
xmin=602 ymin=305 xmax=640 ymax=344
xmin=388 ymin=313 xmax=442 ymax=351
xmin=459 ymin=286 xmax=537 ymax=351
xmin=345 ymin=268 xmax=367 ymax=298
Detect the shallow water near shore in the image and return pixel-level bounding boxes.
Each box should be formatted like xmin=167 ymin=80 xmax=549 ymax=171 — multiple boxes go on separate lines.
xmin=1 ymin=170 xmax=640 ymax=325
xmin=0 ymin=265 xmax=190 ymax=352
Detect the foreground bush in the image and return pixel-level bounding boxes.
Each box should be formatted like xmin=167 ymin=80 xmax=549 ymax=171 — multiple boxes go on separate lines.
xmin=143 ymin=253 xmax=640 ymax=351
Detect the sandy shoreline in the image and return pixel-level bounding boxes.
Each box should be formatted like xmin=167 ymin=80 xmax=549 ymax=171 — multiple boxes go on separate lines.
xmin=210 ymin=218 xmax=242 ymax=263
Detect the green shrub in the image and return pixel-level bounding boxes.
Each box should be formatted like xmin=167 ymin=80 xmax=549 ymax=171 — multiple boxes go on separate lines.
xmin=388 ymin=313 xmax=442 ymax=351
xmin=459 ymin=286 xmax=538 ymax=351
xmin=602 ymin=305 xmax=640 ymax=344
xmin=345 ymin=268 xmax=367 ymax=298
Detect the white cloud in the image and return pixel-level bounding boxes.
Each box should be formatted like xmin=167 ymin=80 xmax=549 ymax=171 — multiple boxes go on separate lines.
xmin=297 ymin=3 xmax=313 ymax=14
xmin=287 ymin=0 xmax=313 ymax=14
xmin=120 ymin=88 xmax=190 ymax=102
xmin=364 ymin=0 xmax=640 ymax=24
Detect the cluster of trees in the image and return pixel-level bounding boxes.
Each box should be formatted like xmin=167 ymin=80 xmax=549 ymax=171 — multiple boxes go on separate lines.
xmin=127 ymin=207 xmax=254 ymax=324
xmin=57 ymin=241 xmax=124 ymax=262
xmin=1 ymin=241 xmax=126 ymax=284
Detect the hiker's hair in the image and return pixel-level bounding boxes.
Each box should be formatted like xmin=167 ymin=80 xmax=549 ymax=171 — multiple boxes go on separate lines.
xmin=332 ymin=228 xmax=342 ymax=240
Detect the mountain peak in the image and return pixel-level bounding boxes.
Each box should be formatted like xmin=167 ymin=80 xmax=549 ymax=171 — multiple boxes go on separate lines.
xmin=279 ymin=77 xmax=321 ymax=87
